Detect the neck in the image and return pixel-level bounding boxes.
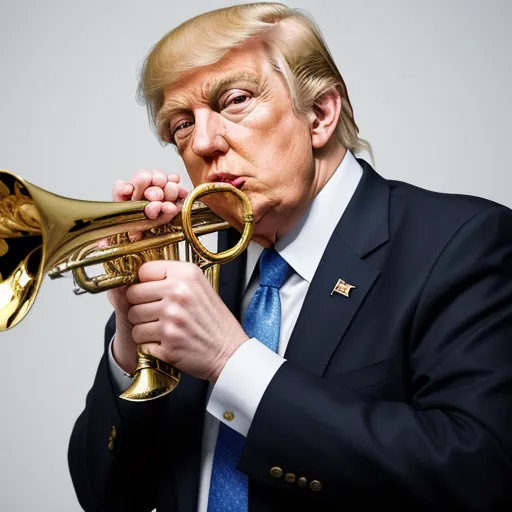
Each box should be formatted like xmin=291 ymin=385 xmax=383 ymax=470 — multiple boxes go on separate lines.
xmin=312 ymin=140 xmax=347 ymax=202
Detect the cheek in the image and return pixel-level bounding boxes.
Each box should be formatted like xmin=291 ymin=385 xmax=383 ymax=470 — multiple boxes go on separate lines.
xmin=270 ymin=120 xmax=313 ymax=184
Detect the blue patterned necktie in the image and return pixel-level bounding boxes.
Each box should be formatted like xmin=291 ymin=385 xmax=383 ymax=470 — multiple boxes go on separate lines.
xmin=207 ymin=248 xmax=292 ymax=512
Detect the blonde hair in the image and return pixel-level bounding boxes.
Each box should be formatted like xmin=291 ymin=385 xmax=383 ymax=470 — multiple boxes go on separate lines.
xmin=137 ymin=2 xmax=372 ymax=158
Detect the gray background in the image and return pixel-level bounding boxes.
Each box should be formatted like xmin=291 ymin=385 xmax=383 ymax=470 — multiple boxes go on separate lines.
xmin=0 ymin=0 xmax=511 ymax=510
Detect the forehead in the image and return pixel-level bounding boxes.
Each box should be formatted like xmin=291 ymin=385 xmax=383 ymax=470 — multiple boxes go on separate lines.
xmin=162 ymin=40 xmax=272 ymax=105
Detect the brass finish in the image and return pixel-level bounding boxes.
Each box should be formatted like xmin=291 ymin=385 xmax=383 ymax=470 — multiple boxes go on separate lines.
xmin=284 ymin=473 xmax=296 ymax=484
xmin=223 ymin=411 xmax=235 ymax=421
xmin=121 ymin=347 xmax=181 ymax=401
xmin=297 ymin=476 xmax=308 ymax=488
xmin=119 ymin=182 xmax=253 ymax=402
xmin=310 ymin=480 xmax=322 ymax=492
xmin=0 ymin=170 xmax=254 ymax=401
xmin=270 ymin=467 xmax=283 ymax=479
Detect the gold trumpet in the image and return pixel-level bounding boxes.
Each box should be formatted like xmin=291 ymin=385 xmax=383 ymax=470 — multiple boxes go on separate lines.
xmin=0 ymin=170 xmax=254 ymax=401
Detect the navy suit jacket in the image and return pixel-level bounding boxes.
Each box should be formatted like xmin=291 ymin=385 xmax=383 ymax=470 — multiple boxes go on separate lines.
xmin=68 ymin=160 xmax=512 ymax=511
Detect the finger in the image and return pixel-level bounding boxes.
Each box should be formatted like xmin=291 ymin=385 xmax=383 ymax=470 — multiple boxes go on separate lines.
xmin=163 ymin=182 xmax=182 ymax=203
xmin=127 ymin=301 xmax=161 ymax=325
xmin=150 ymin=170 xmax=168 ymax=189
xmin=144 ymin=199 xmax=181 ymax=222
xmin=131 ymin=170 xmax=153 ymax=200
xmin=144 ymin=186 xmax=165 ymax=202
xmin=132 ymin=322 xmax=162 ymax=344
xmin=139 ymin=260 xmax=173 ymax=283
xmin=112 ymin=180 xmax=134 ymax=202
xmin=178 ymin=186 xmax=189 ymax=199
xmin=161 ymin=202 xmax=180 ymax=218
xmin=144 ymin=201 xmax=164 ymax=220
xmin=126 ymin=280 xmax=165 ymax=305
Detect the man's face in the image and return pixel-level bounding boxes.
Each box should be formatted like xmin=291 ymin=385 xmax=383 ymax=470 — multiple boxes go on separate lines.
xmin=161 ymin=39 xmax=316 ymax=244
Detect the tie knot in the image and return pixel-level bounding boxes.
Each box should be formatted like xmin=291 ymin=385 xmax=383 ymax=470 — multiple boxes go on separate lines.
xmin=259 ymin=248 xmax=291 ymax=289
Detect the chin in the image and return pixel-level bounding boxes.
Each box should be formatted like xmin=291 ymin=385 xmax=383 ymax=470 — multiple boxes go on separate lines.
xmin=201 ymin=194 xmax=243 ymax=230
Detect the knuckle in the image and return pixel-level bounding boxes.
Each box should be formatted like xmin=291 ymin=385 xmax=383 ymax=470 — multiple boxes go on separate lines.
xmin=165 ymin=182 xmax=179 ymax=195
xmin=151 ymin=170 xmax=167 ymax=185
xmin=172 ymin=283 xmax=191 ymax=305
xmin=182 ymin=262 xmax=200 ymax=281
xmin=162 ymin=323 xmax=175 ymax=341
xmin=166 ymin=303 xmax=186 ymax=328
xmin=164 ymin=302 xmax=175 ymax=318
xmin=162 ymin=202 xmax=178 ymax=216
xmin=144 ymin=188 xmax=162 ymax=201
xmin=136 ymin=170 xmax=152 ymax=182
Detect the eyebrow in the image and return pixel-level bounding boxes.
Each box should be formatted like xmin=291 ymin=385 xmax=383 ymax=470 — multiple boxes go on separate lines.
xmin=156 ymin=70 xmax=261 ymax=134
xmin=203 ymin=71 xmax=260 ymax=102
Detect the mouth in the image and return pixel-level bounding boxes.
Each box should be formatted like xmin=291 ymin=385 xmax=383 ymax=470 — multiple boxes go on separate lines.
xmin=209 ymin=173 xmax=246 ymax=190
xmin=225 ymin=177 xmax=245 ymax=189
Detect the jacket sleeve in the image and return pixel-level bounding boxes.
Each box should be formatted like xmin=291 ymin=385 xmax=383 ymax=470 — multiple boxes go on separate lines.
xmin=67 ymin=312 xmax=171 ymax=512
xmin=238 ymin=205 xmax=512 ymax=509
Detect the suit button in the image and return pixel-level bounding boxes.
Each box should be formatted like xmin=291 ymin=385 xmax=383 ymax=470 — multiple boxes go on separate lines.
xmin=270 ymin=467 xmax=283 ymax=479
xmin=284 ymin=473 xmax=296 ymax=484
xmin=310 ymin=480 xmax=322 ymax=492
xmin=223 ymin=411 xmax=235 ymax=421
xmin=297 ymin=477 xmax=308 ymax=488
xmin=108 ymin=425 xmax=117 ymax=452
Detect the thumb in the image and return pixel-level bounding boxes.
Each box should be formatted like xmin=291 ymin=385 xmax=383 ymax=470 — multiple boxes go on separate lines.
xmin=138 ymin=260 xmax=176 ymax=283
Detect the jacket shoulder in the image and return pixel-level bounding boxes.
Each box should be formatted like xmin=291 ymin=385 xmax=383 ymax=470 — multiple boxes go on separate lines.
xmin=386 ymin=176 xmax=510 ymax=235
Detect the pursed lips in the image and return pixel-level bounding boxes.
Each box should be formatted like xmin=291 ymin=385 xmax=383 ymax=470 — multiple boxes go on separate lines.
xmin=208 ymin=173 xmax=246 ymax=189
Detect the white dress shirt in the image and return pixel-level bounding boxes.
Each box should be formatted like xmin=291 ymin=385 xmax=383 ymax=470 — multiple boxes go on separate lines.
xmin=108 ymin=150 xmax=363 ymax=512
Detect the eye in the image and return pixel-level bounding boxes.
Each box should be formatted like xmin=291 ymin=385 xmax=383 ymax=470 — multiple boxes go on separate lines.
xmin=175 ymin=120 xmax=194 ymax=132
xmin=221 ymin=90 xmax=252 ymax=110
xmin=231 ymin=94 xmax=249 ymax=105
xmin=171 ymin=120 xmax=194 ymax=142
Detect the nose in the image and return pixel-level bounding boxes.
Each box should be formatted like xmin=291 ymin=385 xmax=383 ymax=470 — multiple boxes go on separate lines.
xmin=191 ymin=109 xmax=228 ymax=157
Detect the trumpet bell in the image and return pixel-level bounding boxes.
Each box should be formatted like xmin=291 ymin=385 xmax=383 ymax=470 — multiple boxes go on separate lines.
xmin=119 ymin=347 xmax=181 ymax=401
xmin=0 ymin=170 xmax=150 ymax=330
xmin=0 ymin=171 xmax=45 ymax=330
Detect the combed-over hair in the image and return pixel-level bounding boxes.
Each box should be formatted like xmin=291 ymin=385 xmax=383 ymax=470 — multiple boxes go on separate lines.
xmin=137 ymin=2 xmax=372 ymax=157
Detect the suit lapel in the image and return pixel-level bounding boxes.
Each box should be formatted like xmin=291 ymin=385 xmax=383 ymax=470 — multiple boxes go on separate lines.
xmin=284 ymin=161 xmax=390 ymax=375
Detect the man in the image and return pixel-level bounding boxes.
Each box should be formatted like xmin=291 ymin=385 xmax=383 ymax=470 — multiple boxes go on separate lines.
xmin=68 ymin=3 xmax=512 ymax=511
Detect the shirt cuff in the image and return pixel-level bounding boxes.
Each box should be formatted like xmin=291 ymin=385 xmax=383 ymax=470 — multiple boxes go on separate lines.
xmin=206 ymin=338 xmax=286 ymax=437
xmin=107 ymin=335 xmax=135 ymax=393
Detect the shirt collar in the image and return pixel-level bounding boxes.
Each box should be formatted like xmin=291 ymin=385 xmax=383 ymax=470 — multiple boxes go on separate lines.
xmin=244 ymin=149 xmax=363 ymax=287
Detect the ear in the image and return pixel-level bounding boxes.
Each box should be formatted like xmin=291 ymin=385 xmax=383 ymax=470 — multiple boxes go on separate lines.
xmin=309 ymin=87 xmax=342 ymax=149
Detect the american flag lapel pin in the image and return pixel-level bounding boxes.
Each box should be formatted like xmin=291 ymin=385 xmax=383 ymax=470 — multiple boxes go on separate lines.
xmin=331 ymin=278 xmax=356 ymax=298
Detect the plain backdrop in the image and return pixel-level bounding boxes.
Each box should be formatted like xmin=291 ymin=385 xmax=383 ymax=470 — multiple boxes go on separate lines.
xmin=0 ymin=0 xmax=511 ymax=510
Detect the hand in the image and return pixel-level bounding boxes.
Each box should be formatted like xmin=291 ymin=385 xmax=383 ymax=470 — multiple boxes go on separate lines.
xmin=125 ymin=260 xmax=250 ymax=382
xmin=108 ymin=169 xmax=188 ymax=374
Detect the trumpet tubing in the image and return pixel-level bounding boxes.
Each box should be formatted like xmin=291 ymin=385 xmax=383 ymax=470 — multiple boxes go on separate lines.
xmin=0 ymin=170 xmax=253 ymax=401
